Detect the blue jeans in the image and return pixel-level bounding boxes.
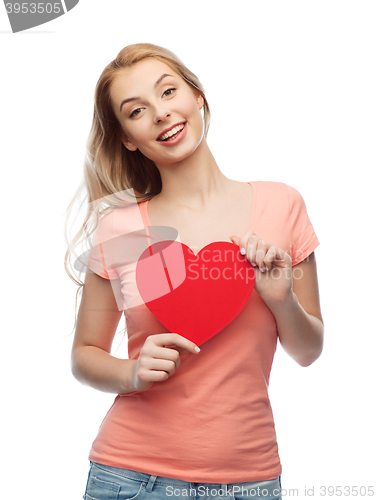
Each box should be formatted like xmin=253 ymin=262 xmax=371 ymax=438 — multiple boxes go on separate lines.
xmin=84 ymin=462 xmax=282 ymax=499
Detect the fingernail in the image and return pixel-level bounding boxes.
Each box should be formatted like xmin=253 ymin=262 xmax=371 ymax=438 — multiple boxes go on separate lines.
xmin=240 ymin=248 xmax=246 ymax=255
xmin=195 ymin=346 xmax=201 ymax=353
xmin=251 ymin=262 xmax=256 ymax=267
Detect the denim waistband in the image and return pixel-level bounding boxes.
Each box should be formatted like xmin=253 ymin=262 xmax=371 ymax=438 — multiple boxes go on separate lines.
xmin=90 ymin=461 xmax=280 ymax=491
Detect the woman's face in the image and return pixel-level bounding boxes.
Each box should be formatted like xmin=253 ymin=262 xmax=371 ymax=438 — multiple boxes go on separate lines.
xmin=110 ymin=58 xmax=205 ymax=166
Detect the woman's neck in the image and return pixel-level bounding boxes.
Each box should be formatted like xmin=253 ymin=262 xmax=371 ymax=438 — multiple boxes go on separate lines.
xmin=154 ymin=139 xmax=232 ymax=209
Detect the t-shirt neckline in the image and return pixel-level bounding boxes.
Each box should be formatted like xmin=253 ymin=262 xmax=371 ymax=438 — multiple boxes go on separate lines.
xmin=140 ymin=181 xmax=256 ymax=254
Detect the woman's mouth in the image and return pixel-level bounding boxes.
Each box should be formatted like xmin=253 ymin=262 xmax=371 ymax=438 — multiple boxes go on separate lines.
xmin=157 ymin=123 xmax=187 ymax=146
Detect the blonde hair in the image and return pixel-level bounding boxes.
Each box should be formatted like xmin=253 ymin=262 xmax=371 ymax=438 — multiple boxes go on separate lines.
xmin=63 ymin=43 xmax=211 ymax=335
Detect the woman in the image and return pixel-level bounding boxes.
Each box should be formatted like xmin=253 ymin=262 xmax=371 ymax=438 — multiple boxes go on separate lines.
xmin=65 ymin=42 xmax=324 ymax=499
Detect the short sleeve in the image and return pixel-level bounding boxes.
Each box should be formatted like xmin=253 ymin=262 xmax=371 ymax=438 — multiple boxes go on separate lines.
xmin=87 ymin=210 xmax=119 ymax=280
xmin=286 ymin=184 xmax=320 ymax=266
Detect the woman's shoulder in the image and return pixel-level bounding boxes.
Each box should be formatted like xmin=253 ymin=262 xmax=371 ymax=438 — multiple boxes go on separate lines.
xmin=249 ymin=180 xmax=286 ymax=200
xmin=249 ymin=179 xmax=289 ymax=190
xmin=250 ymin=180 xmax=302 ymax=198
xmin=249 ymin=180 xmax=307 ymax=216
xmin=103 ymin=200 xmax=147 ymax=234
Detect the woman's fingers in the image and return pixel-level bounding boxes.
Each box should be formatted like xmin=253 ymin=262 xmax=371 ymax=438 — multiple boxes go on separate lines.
xmin=149 ymin=333 xmax=200 ymax=354
xmin=253 ymin=239 xmax=270 ymax=271
xmin=240 ymin=232 xmax=271 ymax=271
xmin=146 ymin=356 xmax=180 ymax=376
xmin=133 ymin=334 xmax=200 ymax=392
xmin=138 ymin=333 xmax=200 ymax=380
xmin=231 ymin=231 xmax=290 ymax=272
xmin=263 ymin=245 xmax=279 ymax=271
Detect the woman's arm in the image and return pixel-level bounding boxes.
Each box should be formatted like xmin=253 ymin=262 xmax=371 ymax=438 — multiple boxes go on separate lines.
xmin=230 ymin=232 xmax=324 ymax=367
xmin=71 ymin=272 xmax=137 ymax=394
xmin=265 ymin=252 xmax=324 ymax=367
xmin=71 ymin=272 xmax=200 ymax=394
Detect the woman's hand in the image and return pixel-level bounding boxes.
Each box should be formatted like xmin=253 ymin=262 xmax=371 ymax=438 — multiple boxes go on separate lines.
xmin=230 ymin=231 xmax=293 ymax=306
xmin=131 ymin=333 xmax=200 ymax=392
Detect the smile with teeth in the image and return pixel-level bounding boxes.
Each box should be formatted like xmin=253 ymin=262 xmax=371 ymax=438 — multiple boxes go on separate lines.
xmin=158 ymin=123 xmax=185 ymax=141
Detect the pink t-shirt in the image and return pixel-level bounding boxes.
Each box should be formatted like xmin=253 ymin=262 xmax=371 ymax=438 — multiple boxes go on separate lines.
xmin=86 ymin=181 xmax=319 ymax=483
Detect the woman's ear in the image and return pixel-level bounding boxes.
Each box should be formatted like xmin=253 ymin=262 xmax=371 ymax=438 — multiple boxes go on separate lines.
xmin=196 ymin=93 xmax=204 ymax=110
xmin=120 ymin=131 xmax=138 ymax=152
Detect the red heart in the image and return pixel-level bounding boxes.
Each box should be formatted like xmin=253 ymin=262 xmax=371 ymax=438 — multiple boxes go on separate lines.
xmin=135 ymin=240 xmax=255 ymax=346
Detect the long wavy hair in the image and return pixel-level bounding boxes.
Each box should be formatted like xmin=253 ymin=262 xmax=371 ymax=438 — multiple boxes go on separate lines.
xmin=63 ymin=43 xmax=211 ymax=335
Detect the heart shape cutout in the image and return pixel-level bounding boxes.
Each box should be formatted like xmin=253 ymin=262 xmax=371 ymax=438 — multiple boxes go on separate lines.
xmin=135 ymin=240 xmax=255 ymax=346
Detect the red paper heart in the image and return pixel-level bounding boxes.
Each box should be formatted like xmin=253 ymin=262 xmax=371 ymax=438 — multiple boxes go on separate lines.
xmin=135 ymin=240 xmax=255 ymax=346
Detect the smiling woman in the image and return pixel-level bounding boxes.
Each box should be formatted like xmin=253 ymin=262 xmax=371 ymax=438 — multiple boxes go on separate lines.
xmin=67 ymin=43 xmax=211 ymax=203
xmin=64 ymin=42 xmax=322 ymax=500
xmin=109 ymin=58 xmax=205 ymax=164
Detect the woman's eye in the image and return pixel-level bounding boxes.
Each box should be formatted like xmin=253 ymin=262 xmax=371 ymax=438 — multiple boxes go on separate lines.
xmin=130 ymin=108 xmax=142 ymax=118
xmin=128 ymin=89 xmax=175 ymax=117
xmin=163 ymin=87 xmax=176 ymax=97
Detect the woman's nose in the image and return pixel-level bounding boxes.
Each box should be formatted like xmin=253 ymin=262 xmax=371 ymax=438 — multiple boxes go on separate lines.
xmin=153 ymin=105 xmax=171 ymax=123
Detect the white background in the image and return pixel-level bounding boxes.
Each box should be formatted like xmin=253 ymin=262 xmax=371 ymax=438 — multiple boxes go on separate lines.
xmin=1 ymin=1 xmax=375 ymax=498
